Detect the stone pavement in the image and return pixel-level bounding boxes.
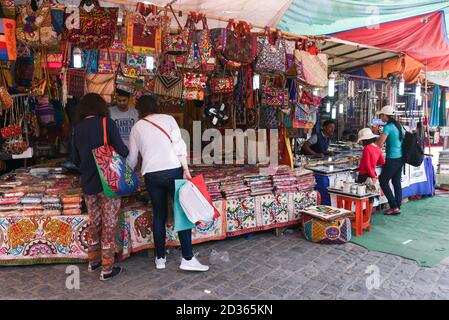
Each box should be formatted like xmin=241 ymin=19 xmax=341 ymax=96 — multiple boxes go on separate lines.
xmin=2 ymin=229 xmax=449 ymax=300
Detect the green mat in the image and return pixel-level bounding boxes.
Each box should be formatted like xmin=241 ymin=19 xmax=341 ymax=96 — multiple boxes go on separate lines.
xmin=351 ymin=197 xmax=449 ymax=267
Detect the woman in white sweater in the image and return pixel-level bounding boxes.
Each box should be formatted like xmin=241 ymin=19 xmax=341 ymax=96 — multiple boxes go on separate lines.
xmin=128 ymin=95 xmax=208 ymax=272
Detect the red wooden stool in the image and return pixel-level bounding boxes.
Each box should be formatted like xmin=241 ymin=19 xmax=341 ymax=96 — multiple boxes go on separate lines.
xmin=334 ymin=195 xmax=373 ymax=237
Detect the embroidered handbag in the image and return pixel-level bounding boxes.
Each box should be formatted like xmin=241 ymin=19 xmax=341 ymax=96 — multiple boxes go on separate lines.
xmin=222 ymin=20 xmax=257 ymax=65
xmin=210 ymin=76 xmax=234 ymax=94
xmin=259 ymin=105 xmax=280 ymax=129
xmin=154 ymin=74 xmax=183 ymax=98
xmin=184 ymin=14 xmax=214 ymax=71
xmin=0 ymin=18 xmax=16 ymax=61
xmin=66 ymin=5 xmax=118 ymax=49
xmin=115 ymin=64 xmax=137 ymax=94
xmin=67 ymin=69 xmax=86 ymax=98
xmin=98 ymin=41 xmax=127 ymax=74
xmin=34 ymin=102 xmax=56 ymax=127
xmin=93 ymin=117 xmax=140 ymax=198
xmin=182 ymin=72 xmax=207 ymax=101
xmin=0 ymin=0 xmax=15 ymax=19
xmin=0 ymin=86 xmax=12 ymax=111
xmin=255 ymin=29 xmax=287 ymax=74
xmin=16 ymin=1 xmax=59 ymax=48
xmin=162 ymin=5 xmax=189 ymax=55
xmin=86 ymin=73 xmax=116 ymax=103
xmin=294 ymin=49 xmax=328 ymax=87
xmin=262 ymin=87 xmax=288 ymax=107
xmin=126 ymin=4 xmax=161 ymax=54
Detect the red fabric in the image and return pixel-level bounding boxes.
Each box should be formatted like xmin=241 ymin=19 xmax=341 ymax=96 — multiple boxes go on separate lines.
xmin=334 ymin=12 xmax=449 ymax=71
xmin=359 ymin=144 xmax=385 ymax=178
xmin=189 ymin=174 xmax=220 ymax=219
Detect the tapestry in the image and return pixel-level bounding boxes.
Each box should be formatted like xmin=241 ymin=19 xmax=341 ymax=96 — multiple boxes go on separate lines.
xmin=0 ymin=215 xmax=88 ymax=265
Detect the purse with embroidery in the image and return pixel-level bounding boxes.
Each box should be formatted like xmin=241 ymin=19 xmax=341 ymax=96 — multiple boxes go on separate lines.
xmin=182 ymin=72 xmax=207 ymax=101
xmin=259 ymin=105 xmax=280 ymax=129
xmin=98 ymin=40 xmax=127 ymax=74
xmin=162 ymin=5 xmax=189 ymax=55
xmin=255 ymin=29 xmax=286 ymax=74
xmin=184 ymin=13 xmax=214 ymax=71
xmin=126 ymin=3 xmax=162 ymax=54
xmin=115 ymin=64 xmax=138 ymax=94
xmin=0 ymin=0 xmax=15 ymax=19
xmin=0 ymin=17 xmax=16 ymax=61
xmin=222 ymin=20 xmax=257 ymax=66
xmin=153 ymin=55 xmax=183 ymax=98
xmin=16 ymin=1 xmax=59 ymax=48
xmin=294 ymin=48 xmax=328 ymax=87
xmin=66 ymin=3 xmax=118 ymax=50
xmin=210 ymin=76 xmax=234 ymax=94
xmin=262 ymin=87 xmax=288 ymax=107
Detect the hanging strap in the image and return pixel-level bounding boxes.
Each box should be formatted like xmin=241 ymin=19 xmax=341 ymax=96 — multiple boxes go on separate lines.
xmin=102 ymin=117 xmax=108 ymax=145
xmin=142 ymin=118 xmax=173 ymax=143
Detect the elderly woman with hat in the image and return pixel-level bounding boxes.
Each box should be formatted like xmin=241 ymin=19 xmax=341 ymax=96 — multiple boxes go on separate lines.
xmin=357 ymin=128 xmax=385 ymax=184
xmin=376 ymin=105 xmax=405 ymax=215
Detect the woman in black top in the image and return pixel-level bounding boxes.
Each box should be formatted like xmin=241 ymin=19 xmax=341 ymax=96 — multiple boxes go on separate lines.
xmin=74 ymin=93 xmax=128 ymax=281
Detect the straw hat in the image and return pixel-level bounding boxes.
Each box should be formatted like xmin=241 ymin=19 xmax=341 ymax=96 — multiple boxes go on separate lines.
xmin=357 ymin=128 xmax=379 ymax=143
xmin=376 ymin=105 xmax=396 ymax=116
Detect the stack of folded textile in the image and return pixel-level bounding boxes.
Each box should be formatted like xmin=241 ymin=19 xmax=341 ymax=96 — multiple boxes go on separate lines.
xmin=62 ymin=193 xmax=82 ymax=215
xmin=0 ymin=196 xmax=22 ymax=216
xmin=296 ymin=172 xmax=316 ymax=192
xmin=221 ymin=176 xmax=250 ymax=199
xmin=244 ymin=174 xmax=273 ymax=196
xmin=271 ymin=172 xmax=299 ymax=194
xmin=21 ymin=193 xmax=44 ymax=215
xmin=206 ymin=181 xmax=223 ymax=201
xmin=42 ymin=195 xmax=62 ymax=215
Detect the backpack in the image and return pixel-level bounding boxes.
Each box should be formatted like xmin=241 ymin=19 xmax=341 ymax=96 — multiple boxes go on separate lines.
xmin=402 ymin=129 xmax=424 ymax=167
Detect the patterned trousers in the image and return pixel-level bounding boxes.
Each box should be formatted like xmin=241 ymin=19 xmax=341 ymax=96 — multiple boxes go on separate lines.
xmin=84 ymin=193 xmax=121 ymax=273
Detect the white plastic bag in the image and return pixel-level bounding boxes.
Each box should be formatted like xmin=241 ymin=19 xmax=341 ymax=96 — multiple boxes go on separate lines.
xmin=179 ymin=180 xmax=214 ymax=224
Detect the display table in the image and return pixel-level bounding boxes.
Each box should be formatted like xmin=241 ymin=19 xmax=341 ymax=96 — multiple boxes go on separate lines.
xmin=312 ymin=156 xmax=435 ymax=206
xmin=0 ymin=191 xmax=320 ymax=266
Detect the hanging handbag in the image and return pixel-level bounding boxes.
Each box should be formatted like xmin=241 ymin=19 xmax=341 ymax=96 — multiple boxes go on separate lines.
xmin=115 ymin=63 xmax=138 ymax=94
xmin=126 ymin=3 xmax=161 ymax=54
xmin=67 ymin=69 xmax=86 ymax=98
xmin=0 ymin=66 xmax=12 ymax=111
xmin=153 ymin=55 xmax=183 ymax=98
xmin=182 ymin=71 xmax=207 ymax=101
xmin=34 ymin=98 xmax=56 ymax=127
xmin=294 ymin=49 xmax=328 ymax=87
xmin=184 ymin=13 xmax=214 ymax=71
xmin=0 ymin=0 xmax=15 ymax=19
xmin=98 ymin=40 xmax=127 ymax=74
xmin=210 ymin=76 xmax=234 ymax=94
xmin=92 ymin=117 xmax=140 ymax=198
xmin=222 ymin=19 xmax=257 ymax=65
xmin=262 ymin=86 xmax=288 ymax=107
xmin=259 ymin=105 xmax=280 ymax=129
xmin=163 ymin=5 xmax=189 ymax=55
xmin=66 ymin=4 xmax=118 ymax=49
xmin=255 ymin=28 xmax=287 ymax=74
xmin=16 ymin=1 xmax=59 ymax=48
xmin=0 ymin=17 xmax=16 ymax=61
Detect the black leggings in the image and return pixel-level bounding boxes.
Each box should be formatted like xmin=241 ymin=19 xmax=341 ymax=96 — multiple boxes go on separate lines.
xmin=144 ymin=167 xmax=193 ymax=260
xmin=379 ymin=158 xmax=404 ymax=209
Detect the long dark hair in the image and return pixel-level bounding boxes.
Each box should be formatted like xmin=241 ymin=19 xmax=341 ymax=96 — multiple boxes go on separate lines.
xmin=136 ymin=95 xmax=159 ymax=119
xmin=76 ymin=93 xmax=109 ymax=123
xmin=387 ymin=116 xmax=403 ymax=141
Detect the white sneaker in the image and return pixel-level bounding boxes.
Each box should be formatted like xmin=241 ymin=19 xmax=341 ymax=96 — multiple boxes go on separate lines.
xmin=155 ymin=257 xmax=166 ymax=270
xmin=180 ymin=256 xmax=209 ymax=272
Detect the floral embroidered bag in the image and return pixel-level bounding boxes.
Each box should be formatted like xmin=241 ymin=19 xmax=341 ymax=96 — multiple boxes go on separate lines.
xmin=255 ymin=29 xmax=286 ymax=74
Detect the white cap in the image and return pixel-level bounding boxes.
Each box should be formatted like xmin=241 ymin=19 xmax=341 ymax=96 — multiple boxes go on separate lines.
xmin=357 ymin=128 xmax=379 ymax=143
xmin=376 ymin=105 xmax=396 ymax=116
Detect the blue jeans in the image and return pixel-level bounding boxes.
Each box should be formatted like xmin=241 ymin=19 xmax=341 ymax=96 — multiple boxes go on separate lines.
xmin=144 ymin=167 xmax=193 ymax=260
xmin=379 ymin=158 xmax=404 ymax=209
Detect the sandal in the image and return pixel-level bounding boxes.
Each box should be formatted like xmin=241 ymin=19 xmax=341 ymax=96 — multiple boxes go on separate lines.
xmin=383 ymin=208 xmax=401 ymax=215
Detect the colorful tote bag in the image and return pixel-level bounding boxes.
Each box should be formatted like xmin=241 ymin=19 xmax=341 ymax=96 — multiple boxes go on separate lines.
xmin=184 ymin=15 xmax=213 ymax=71
xmin=262 ymin=87 xmax=288 ymax=107
xmin=294 ymin=50 xmax=328 ymax=87
xmin=98 ymin=41 xmax=127 ymax=74
xmin=259 ymin=105 xmax=280 ymax=129
xmin=210 ymin=76 xmax=234 ymax=94
xmin=66 ymin=6 xmax=118 ymax=49
xmin=93 ymin=118 xmax=139 ymax=198
xmin=182 ymin=72 xmax=207 ymax=101
xmin=222 ymin=20 xmax=257 ymax=65
xmin=0 ymin=18 xmax=16 ymax=61
xmin=126 ymin=5 xmax=161 ymax=54
xmin=16 ymin=2 xmax=59 ymax=48
xmin=302 ymin=215 xmax=351 ymax=244
xmin=255 ymin=30 xmax=286 ymax=74
xmin=162 ymin=5 xmax=189 ymax=55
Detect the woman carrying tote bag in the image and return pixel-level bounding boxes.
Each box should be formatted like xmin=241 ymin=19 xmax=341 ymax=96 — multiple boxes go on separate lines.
xmin=74 ymin=93 xmax=129 ymax=280
xmin=127 ymin=95 xmax=209 ymax=272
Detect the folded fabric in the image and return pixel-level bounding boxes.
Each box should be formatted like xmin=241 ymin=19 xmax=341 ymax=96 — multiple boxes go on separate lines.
xmin=43 ymin=203 xmax=63 ymax=210
xmin=23 ymin=204 xmax=44 ymax=210
xmin=42 ymin=210 xmax=62 ymax=216
xmin=62 ymin=208 xmax=82 ymax=215
xmin=22 ymin=210 xmax=44 ymax=216
xmin=21 ymin=197 xmax=42 ymax=204
xmin=0 ymin=204 xmax=23 ymax=211
xmin=0 ymin=197 xmax=21 ymax=205
xmin=42 ymin=196 xmax=61 ymax=204
xmin=2 ymin=192 xmax=25 ymax=198
xmin=63 ymin=203 xmax=81 ymax=209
